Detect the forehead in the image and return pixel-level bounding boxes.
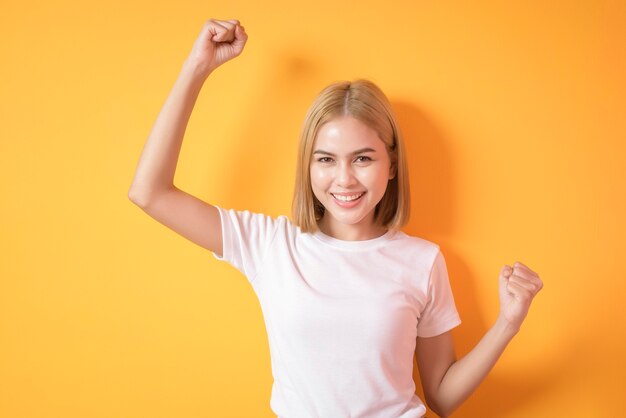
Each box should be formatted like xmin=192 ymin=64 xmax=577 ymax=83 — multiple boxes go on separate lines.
xmin=313 ymin=116 xmax=385 ymax=152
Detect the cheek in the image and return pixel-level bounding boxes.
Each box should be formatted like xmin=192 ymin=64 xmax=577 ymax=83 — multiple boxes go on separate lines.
xmin=360 ymin=167 xmax=389 ymax=187
xmin=310 ymin=168 xmax=330 ymax=188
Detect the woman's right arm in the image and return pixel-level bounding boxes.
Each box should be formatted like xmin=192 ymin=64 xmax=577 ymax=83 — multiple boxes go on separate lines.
xmin=128 ymin=19 xmax=248 ymax=257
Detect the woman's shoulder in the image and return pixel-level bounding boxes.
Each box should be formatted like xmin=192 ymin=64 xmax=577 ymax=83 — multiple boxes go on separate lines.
xmin=390 ymin=229 xmax=441 ymax=261
xmin=214 ymin=205 xmax=288 ymax=221
xmin=212 ymin=205 xmax=292 ymax=236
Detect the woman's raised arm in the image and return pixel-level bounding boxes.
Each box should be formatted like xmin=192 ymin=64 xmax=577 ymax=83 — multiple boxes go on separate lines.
xmin=128 ymin=19 xmax=247 ymax=256
xmin=416 ymin=262 xmax=543 ymax=417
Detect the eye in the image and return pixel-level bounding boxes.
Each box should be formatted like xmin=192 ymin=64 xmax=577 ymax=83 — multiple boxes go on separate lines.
xmin=355 ymin=156 xmax=372 ymax=162
xmin=317 ymin=157 xmax=333 ymax=163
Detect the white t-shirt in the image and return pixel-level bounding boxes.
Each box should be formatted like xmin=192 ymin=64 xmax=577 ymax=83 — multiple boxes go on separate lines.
xmin=211 ymin=206 xmax=462 ymax=418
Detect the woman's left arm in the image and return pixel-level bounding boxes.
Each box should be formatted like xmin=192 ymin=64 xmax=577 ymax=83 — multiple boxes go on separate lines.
xmin=415 ymin=261 xmax=543 ymax=417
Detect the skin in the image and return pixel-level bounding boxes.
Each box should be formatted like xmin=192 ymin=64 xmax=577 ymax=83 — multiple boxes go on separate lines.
xmin=310 ymin=116 xmax=396 ymax=241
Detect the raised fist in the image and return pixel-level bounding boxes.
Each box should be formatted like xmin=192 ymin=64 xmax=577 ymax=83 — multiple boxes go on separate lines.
xmin=186 ymin=18 xmax=248 ymax=77
xmin=498 ymin=261 xmax=544 ymax=333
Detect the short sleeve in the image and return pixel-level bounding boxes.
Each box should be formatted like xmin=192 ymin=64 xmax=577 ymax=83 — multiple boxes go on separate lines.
xmin=415 ymin=249 xmax=462 ymax=337
xmin=211 ymin=206 xmax=280 ymax=283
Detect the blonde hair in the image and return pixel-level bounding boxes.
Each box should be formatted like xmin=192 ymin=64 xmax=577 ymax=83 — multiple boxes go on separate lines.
xmin=291 ymin=79 xmax=410 ymax=233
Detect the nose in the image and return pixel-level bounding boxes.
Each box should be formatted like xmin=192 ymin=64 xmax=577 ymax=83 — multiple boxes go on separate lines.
xmin=335 ymin=161 xmax=357 ymax=187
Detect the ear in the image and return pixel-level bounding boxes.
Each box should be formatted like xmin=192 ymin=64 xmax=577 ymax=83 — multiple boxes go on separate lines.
xmin=389 ymin=162 xmax=397 ymax=180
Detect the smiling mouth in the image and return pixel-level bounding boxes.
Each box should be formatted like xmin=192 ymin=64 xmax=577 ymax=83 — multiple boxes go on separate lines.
xmin=331 ymin=192 xmax=365 ymax=202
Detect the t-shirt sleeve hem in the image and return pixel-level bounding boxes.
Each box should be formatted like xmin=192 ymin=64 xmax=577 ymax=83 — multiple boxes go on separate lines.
xmin=210 ymin=205 xmax=228 ymax=261
xmin=416 ymin=315 xmax=462 ymax=338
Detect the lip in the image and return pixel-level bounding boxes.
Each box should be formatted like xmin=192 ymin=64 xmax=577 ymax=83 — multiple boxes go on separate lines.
xmin=330 ymin=191 xmax=366 ymax=208
xmin=331 ymin=191 xmax=366 ymax=196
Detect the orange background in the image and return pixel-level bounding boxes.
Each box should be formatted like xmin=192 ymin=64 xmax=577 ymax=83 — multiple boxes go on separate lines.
xmin=1 ymin=1 xmax=624 ymax=417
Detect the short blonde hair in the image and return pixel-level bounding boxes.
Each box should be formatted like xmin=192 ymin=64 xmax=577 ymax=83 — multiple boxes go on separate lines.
xmin=291 ymin=79 xmax=410 ymax=233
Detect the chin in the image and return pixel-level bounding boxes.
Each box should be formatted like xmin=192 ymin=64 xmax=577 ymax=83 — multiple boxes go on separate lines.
xmin=327 ymin=211 xmax=369 ymax=224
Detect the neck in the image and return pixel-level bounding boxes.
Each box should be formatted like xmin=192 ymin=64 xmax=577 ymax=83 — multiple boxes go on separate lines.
xmin=318 ymin=217 xmax=388 ymax=241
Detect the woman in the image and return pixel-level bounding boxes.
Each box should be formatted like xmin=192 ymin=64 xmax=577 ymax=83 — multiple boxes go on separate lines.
xmin=128 ymin=18 xmax=544 ymax=418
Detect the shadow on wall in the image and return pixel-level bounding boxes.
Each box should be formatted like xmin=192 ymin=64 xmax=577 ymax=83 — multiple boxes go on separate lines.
xmin=392 ymin=100 xmax=457 ymax=239
xmin=395 ymin=100 xmax=567 ymax=416
xmin=212 ymin=47 xmax=322 ymax=216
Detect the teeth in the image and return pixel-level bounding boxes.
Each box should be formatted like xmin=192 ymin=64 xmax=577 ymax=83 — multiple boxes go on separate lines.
xmin=333 ymin=193 xmax=364 ymax=202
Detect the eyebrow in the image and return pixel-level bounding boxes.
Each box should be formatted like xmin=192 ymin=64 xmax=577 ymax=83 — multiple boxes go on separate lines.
xmin=312 ymin=147 xmax=377 ymax=156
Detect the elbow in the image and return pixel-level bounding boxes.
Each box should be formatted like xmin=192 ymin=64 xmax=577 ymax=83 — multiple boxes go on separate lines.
xmin=128 ymin=185 xmax=175 ymax=208
xmin=128 ymin=188 xmax=149 ymax=208
xmin=437 ymin=410 xmax=452 ymax=418
xmin=429 ymin=405 xmax=452 ymax=418
xmin=426 ymin=403 xmax=444 ymax=418
xmin=426 ymin=395 xmax=455 ymax=418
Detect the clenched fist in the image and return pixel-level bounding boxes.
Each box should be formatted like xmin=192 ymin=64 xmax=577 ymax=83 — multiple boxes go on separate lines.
xmin=185 ymin=18 xmax=248 ymax=78
xmin=498 ymin=261 xmax=544 ymax=333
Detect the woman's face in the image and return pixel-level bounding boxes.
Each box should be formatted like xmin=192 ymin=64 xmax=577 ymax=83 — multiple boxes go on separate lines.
xmin=309 ymin=115 xmax=395 ymax=239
